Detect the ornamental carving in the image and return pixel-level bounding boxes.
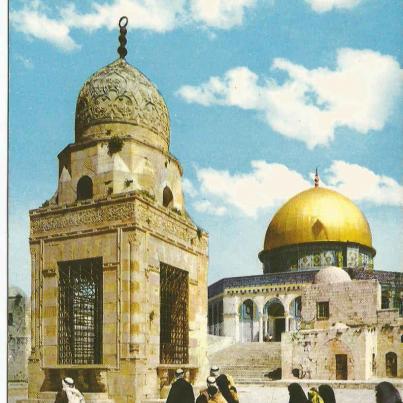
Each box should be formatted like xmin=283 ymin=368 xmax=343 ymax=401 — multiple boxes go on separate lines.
xmin=31 ymin=203 xmax=136 ymax=234
xmin=75 ymin=59 xmax=170 ymax=143
xmin=31 ymin=199 xmax=208 ymax=253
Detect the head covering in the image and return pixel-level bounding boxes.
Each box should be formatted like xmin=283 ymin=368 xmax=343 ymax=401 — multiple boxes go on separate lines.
xmin=61 ymin=377 xmax=85 ymax=402
xmin=210 ymin=366 xmax=220 ymax=375
xmin=62 ymin=377 xmax=75 ymax=391
xmin=308 ymin=387 xmax=324 ymax=403
xmin=288 ymin=383 xmax=308 ymax=403
xmin=375 ymin=382 xmax=403 ymax=403
xmin=318 ymin=384 xmax=336 ymax=403
xmin=175 ymin=368 xmax=184 ymax=378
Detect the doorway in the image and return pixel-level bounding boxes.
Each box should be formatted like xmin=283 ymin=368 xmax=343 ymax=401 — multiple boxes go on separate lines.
xmin=335 ymin=354 xmax=348 ymax=380
xmin=386 ymin=352 xmax=397 ymax=377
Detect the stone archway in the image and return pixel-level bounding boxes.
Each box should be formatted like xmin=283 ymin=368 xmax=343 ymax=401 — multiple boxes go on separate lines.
xmin=386 ymin=352 xmax=397 ymax=377
xmin=239 ymin=299 xmax=258 ymax=342
xmin=263 ymin=298 xmax=285 ymax=342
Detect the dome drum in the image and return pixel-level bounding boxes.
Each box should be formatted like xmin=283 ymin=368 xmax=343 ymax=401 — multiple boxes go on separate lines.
xmin=259 ymin=241 xmax=375 ymax=274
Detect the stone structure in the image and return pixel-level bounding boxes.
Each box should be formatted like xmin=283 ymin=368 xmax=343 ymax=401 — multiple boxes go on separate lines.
xmin=208 ymin=173 xmax=402 ymax=380
xmin=282 ymin=267 xmax=402 ymax=380
xmin=8 ymin=287 xmax=31 ymax=382
xmin=27 ymin=20 xmax=208 ymax=403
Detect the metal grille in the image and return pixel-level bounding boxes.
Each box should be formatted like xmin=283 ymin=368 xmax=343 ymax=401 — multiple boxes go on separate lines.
xmin=160 ymin=263 xmax=189 ymax=364
xmin=58 ymin=258 xmax=103 ymax=364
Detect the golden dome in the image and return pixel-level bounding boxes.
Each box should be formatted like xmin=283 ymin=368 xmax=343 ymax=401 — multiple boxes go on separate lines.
xmin=264 ymin=187 xmax=373 ymax=252
xmin=75 ymin=58 xmax=170 ymax=146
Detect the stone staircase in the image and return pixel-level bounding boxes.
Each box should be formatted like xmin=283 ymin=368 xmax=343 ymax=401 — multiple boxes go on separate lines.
xmin=208 ymin=342 xmax=281 ymax=384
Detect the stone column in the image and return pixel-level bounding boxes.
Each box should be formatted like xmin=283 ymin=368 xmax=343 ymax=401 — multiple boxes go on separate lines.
xmin=259 ymin=314 xmax=263 ymax=343
xmin=285 ymin=314 xmax=290 ymax=332
xmin=128 ymin=234 xmax=140 ymax=353
xmin=235 ymin=312 xmax=240 ymax=342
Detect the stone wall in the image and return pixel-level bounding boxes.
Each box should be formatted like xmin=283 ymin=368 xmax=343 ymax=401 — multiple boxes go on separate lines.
xmin=28 ymin=193 xmax=208 ymax=403
xmin=8 ymin=289 xmax=31 ymax=382
xmin=376 ymin=324 xmax=402 ymax=378
xmin=301 ymin=280 xmax=380 ymax=328
xmin=281 ymin=326 xmax=375 ymax=380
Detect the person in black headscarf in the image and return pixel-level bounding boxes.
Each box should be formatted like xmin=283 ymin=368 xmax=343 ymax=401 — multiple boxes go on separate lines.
xmin=288 ymin=383 xmax=309 ymax=403
xmin=375 ymin=382 xmax=402 ymax=403
xmin=318 ymin=384 xmax=336 ymax=403
xmin=166 ymin=368 xmax=195 ymax=403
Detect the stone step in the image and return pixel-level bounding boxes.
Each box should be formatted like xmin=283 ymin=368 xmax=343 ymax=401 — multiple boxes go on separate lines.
xmin=209 ymin=342 xmax=282 ymax=384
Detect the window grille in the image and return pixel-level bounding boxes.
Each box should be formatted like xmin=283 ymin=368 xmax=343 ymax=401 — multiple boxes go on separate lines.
xmin=160 ymin=263 xmax=189 ymax=364
xmin=316 ymin=301 xmax=329 ymax=320
xmin=58 ymin=258 xmax=103 ymax=364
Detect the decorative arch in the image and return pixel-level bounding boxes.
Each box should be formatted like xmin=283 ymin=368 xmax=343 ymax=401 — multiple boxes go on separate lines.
xmin=263 ymin=298 xmax=285 ymax=342
xmin=163 ymin=186 xmax=173 ymax=208
xmin=77 ymin=176 xmax=93 ymax=200
xmin=386 ymin=352 xmax=397 ymax=377
xmin=239 ymin=299 xmax=258 ymax=342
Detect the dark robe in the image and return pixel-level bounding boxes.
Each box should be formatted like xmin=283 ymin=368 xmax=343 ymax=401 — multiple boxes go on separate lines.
xmin=166 ymin=377 xmax=195 ymax=403
xmin=375 ymin=382 xmax=403 ymax=403
xmin=54 ymin=390 xmax=69 ymax=403
xmin=215 ymin=374 xmax=239 ymax=403
xmin=288 ymin=383 xmax=309 ymax=403
xmin=318 ymin=384 xmax=336 ymax=403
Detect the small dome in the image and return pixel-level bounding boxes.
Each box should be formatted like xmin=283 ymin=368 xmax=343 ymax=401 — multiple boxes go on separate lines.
xmin=263 ymin=187 xmax=374 ymax=252
xmin=75 ymin=58 xmax=170 ymax=146
xmin=314 ymin=266 xmax=351 ymax=284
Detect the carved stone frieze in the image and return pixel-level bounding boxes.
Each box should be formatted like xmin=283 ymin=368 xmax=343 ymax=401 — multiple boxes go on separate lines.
xmin=31 ymin=203 xmax=136 ymax=235
xmin=75 ymin=58 xmax=170 ymax=144
xmin=31 ymin=198 xmax=208 ymax=254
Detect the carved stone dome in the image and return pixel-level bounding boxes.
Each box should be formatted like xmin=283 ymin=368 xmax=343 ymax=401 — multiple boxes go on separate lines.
xmin=314 ymin=266 xmax=351 ymax=284
xmin=75 ymin=58 xmax=170 ymax=147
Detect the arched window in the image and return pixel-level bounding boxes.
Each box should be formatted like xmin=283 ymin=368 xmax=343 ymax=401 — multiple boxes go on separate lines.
xmin=77 ymin=176 xmax=93 ymax=200
xmin=163 ymin=186 xmax=173 ymax=208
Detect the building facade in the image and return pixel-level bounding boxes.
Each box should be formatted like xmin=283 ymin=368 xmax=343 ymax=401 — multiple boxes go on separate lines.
xmin=282 ymin=267 xmax=402 ymax=380
xmin=27 ymin=21 xmax=208 ymax=403
xmin=208 ymin=176 xmax=402 ymax=380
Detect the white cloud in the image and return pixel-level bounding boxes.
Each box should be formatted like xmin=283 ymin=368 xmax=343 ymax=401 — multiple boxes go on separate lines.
xmin=190 ymin=0 xmax=256 ymax=29
xmin=193 ymin=200 xmax=227 ymax=216
xmin=196 ymin=161 xmax=310 ymax=216
xmin=60 ymin=0 xmax=185 ymax=33
xmin=15 ymin=54 xmax=34 ymax=69
xmin=10 ymin=1 xmax=79 ymax=52
xmin=325 ymin=161 xmax=403 ymax=206
xmin=178 ymin=48 xmax=402 ymax=148
xmin=10 ymin=0 xmax=257 ymax=51
xmin=187 ymin=160 xmax=402 ymax=217
xmin=182 ymin=177 xmax=198 ymax=197
xmin=306 ymin=0 xmax=362 ymax=13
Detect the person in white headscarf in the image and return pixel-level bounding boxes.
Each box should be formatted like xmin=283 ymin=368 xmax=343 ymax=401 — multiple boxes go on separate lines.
xmin=55 ymin=377 xmax=85 ymax=403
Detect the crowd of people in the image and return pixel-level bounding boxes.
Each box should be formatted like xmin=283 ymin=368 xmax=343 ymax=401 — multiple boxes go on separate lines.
xmin=165 ymin=366 xmax=403 ymax=403
xmin=53 ymin=372 xmax=402 ymax=403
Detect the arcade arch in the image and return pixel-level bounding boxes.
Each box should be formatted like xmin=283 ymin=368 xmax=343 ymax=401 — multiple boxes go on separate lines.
xmin=263 ymin=298 xmax=285 ymax=342
xmin=239 ymin=299 xmax=258 ymax=342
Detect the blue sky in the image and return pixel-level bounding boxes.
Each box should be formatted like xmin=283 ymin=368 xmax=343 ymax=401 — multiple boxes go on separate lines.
xmin=8 ymin=0 xmax=403 ymax=294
